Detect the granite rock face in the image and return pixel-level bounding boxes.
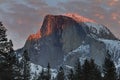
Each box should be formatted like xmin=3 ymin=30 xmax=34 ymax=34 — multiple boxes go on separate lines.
xmin=20 ymin=14 xmax=119 ymax=69
xmin=23 ymin=15 xmax=87 ymax=68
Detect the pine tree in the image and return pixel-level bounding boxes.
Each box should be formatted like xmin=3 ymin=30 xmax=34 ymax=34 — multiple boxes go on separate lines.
xmin=67 ymin=69 xmax=74 ymax=80
xmin=57 ymin=66 xmax=65 ymax=80
xmin=37 ymin=63 xmax=51 ymax=80
xmin=22 ymin=50 xmax=31 ymax=80
xmin=12 ymin=55 xmax=23 ymax=80
xmin=74 ymin=59 xmax=82 ymax=80
xmin=0 ymin=22 xmax=16 ymax=80
xmin=37 ymin=68 xmax=45 ymax=80
xmin=89 ymin=59 xmax=102 ymax=80
xmin=103 ymin=52 xmax=117 ymax=80
xmin=82 ymin=59 xmax=102 ymax=80
xmin=46 ymin=63 xmax=51 ymax=80
xmin=82 ymin=59 xmax=91 ymax=80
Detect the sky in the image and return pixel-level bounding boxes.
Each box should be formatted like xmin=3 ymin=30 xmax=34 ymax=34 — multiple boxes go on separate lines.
xmin=0 ymin=0 xmax=120 ymax=50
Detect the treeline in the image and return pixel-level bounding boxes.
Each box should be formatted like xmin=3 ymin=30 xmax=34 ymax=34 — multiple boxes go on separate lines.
xmin=0 ymin=22 xmax=15 ymax=80
xmin=37 ymin=55 xmax=120 ymax=80
xmin=0 ymin=22 xmax=31 ymax=80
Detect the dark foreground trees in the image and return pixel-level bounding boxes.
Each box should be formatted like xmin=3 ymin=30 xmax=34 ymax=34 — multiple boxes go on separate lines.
xmin=37 ymin=55 xmax=118 ymax=80
xmin=74 ymin=59 xmax=82 ymax=80
xmin=67 ymin=69 xmax=74 ymax=80
xmin=0 ymin=22 xmax=16 ymax=80
xmin=103 ymin=53 xmax=117 ymax=80
xmin=67 ymin=57 xmax=117 ymax=80
xmin=37 ymin=63 xmax=51 ymax=80
xmin=22 ymin=50 xmax=31 ymax=80
xmin=82 ymin=59 xmax=102 ymax=80
xmin=57 ymin=66 xmax=65 ymax=80
xmin=68 ymin=59 xmax=102 ymax=80
xmin=0 ymin=22 xmax=31 ymax=80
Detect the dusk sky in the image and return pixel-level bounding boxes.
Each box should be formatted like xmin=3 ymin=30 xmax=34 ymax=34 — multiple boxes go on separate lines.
xmin=0 ymin=0 xmax=120 ymax=49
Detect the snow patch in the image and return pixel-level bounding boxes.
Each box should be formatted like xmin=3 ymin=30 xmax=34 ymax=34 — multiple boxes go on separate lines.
xmin=98 ymin=39 xmax=120 ymax=72
xmin=34 ymin=43 xmax=40 ymax=51
xmin=98 ymin=39 xmax=120 ymax=56
xmin=85 ymin=22 xmax=110 ymax=34
xmin=30 ymin=63 xmax=57 ymax=80
xmin=72 ymin=44 xmax=90 ymax=53
xmin=64 ymin=44 xmax=90 ymax=62
xmin=65 ymin=65 xmax=73 ymax=69
xmin=30 ymin=63 xmax=42 ymax=80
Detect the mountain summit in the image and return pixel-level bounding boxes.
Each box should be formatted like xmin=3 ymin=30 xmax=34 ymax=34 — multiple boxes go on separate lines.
xmin=20 ymin=13 xmax=119 ymax=70
xmin=64 ymin=13 xmax=95 ymax=22
xmin=28 ymin=13 xmax=116 ymax=41
xmin=28 ymin=14 xmax=87 ymax=40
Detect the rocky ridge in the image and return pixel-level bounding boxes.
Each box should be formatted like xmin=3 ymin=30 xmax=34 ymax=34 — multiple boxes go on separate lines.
xmin=19 ymin=13 xmax=119 ymax=71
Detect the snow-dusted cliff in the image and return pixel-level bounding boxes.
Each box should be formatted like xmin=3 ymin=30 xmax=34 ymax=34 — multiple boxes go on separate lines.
xmin=17 ymin=13 xmax=120 ymax=73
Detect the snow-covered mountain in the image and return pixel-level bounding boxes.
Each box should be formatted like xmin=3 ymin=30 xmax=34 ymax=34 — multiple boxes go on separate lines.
xmin=18 ymin=13 xmax=120 ymax=73
xmin=30 ymin=63 xmax=57 ymax=80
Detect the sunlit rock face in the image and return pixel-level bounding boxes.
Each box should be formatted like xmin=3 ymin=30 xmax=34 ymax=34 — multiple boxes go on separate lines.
xmin=24 ymin=14 xmax=87 ymax=68
xmin=64 ymin=13 xmax=95 ymax=23
xmin=21 ymin=13 xmax=118 ymax=68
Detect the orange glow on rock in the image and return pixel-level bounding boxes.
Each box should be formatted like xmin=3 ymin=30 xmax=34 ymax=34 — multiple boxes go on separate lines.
xmin=28 ymin=22 xmax=43 ymax=40
xmin=28 ymin=13 xmax=97 ymax=40
xmin=28 ymin=31 xmax=41 ymax=40
xmin=64 ymin=13 xmax=95 ymax=23
xmin=46 ymin=20 xmax=52 ymax=35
